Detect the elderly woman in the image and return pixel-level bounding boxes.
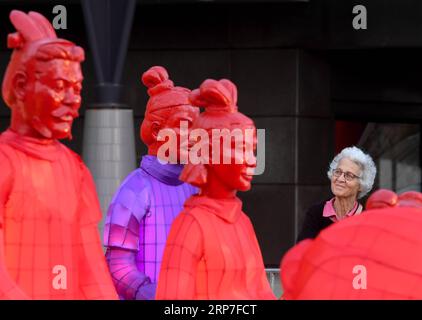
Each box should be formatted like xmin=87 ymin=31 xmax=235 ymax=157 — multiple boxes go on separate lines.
xmin=297 ymin=146 xmax=376 ymax=242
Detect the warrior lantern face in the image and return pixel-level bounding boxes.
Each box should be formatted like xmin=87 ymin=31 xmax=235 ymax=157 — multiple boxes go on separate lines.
xmin=206 ymin=128 xmax=257 ymax=192
xmin=2 ymin=10 xmax=85 ymax=140
xmin=140 ymin=66 xmax=199 ymax=162
xmin=180 ymin=78 xmax=258 ymax=194
xmin=19 ymin=56 xmax=83 ymax=139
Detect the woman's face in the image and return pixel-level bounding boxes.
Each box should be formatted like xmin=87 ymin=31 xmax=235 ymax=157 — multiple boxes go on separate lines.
xmin=331 ymin=158 xmax=362 ymax=200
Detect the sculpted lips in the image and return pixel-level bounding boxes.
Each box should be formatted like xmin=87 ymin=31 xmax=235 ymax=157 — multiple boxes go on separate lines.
xmin=51 ymin=106 xmax=78 ymax=122
xmin=59 ymin=114 xmax=73 ymax=121
xmin=241 ymin=173 xmax=253 ymax=182
xmin=241 ymin=167 xmax=255 ymax=181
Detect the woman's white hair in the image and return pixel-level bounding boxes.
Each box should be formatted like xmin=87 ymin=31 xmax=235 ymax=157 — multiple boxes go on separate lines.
xmin=327 ymin=146 xmax=377 ymax=199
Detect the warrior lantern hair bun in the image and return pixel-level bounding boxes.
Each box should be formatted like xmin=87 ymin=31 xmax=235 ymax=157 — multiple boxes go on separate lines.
xmin=189 ymin=79 xmax=238 ymax=113
xmin=7 ymin=10 xmax=57 ymax=49
xmin=366 ymin=189 xmax=398 ymax=210
xmin=140 ymin=66 xmax=191 ymax=117
xmin=141 ymin=66 xmax=175 ymax=97
xmin=398 ymin=191 xmax=422 ymax=208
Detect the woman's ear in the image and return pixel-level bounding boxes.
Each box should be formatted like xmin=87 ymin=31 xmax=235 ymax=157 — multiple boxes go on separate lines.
xmin=12 ymin=71 xmax=27 ymax=101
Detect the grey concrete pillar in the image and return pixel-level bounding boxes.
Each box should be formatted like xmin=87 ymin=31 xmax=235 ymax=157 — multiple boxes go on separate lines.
xmin=83 ymin=108 xmax=136 ymax=236
xmin=81 ymin=0 xmax=136 ymax=234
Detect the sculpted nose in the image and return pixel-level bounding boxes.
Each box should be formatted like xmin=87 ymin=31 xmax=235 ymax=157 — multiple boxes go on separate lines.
xmin=246 ymin=153 xmax=257 ymax=167
xmin=64 ymin=88 xmax=81 ymax=105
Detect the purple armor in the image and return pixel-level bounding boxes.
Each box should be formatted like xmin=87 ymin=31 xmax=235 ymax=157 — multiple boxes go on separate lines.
xmin=103 ymin=155 xmax=197 ymax=300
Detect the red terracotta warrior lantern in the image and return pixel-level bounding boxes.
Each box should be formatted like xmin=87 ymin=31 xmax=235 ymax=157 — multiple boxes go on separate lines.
xmin=281 ymin=189 xmax=422 ymax=299
xmin=156 ymin=79 xmax=275 ymax=300
xmin=0 ymin=10 xmax=117 ymax=299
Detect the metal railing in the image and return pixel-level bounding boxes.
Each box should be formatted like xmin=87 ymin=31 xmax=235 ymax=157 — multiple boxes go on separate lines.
xmin=265 ymin=268 xmax=283 ymax=298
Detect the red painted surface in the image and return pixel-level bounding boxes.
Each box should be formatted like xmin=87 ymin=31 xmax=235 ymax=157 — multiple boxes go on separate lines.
xmin=0 ymin=10 xmax=117 ymax=299
xmin=156 ymin=79 xmax=275 ymax=299
xmin=281 ymin=189 xmax=422 ymax=299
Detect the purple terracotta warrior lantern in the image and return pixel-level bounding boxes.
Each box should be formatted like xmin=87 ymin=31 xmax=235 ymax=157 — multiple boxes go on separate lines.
xmin=103 ymin=66 xmax=199 ymax=300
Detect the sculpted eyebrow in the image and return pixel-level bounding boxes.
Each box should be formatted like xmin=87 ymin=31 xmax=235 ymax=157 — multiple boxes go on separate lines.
xmin=53 ymin=77 xmax=83 ymax=83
